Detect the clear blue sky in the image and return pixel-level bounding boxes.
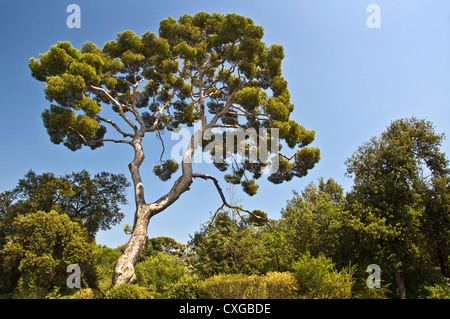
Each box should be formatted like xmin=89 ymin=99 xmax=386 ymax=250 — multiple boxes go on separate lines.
xmin=0 ymin=0 xmax=449 ymax=248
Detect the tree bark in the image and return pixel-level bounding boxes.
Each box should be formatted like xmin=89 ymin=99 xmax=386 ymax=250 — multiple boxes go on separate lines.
xmin=112 ymin=135 xmax=196 ymax=286
xmin=111 ymin=205 xmax=151 ymax=286
xmin=394 ymin=267 xmax=407 ymax=299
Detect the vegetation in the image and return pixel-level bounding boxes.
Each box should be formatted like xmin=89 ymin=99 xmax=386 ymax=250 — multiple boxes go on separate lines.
xmin=28 ymin=11 xmax=320 ymax=286
xmin=0 ymin=117 xmax=448 ymax=299
xmin=0 ymin=8 xmax=447 ymax=299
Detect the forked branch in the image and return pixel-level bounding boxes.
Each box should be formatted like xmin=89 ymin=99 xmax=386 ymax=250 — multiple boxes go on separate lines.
xmin=192 ymin=173 xmax=272 ymax=228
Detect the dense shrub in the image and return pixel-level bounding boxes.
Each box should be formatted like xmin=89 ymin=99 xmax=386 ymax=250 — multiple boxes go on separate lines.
xmin=202 ymin=273 xmax=266 ymax=299
xmin=292 ymin=252 xmax=355 ymax=299
xmin=0 ymin=210 xmax=95 ymax=297
xmin=424 ymin=282 xmax=450 ymax=299
xmin=104 ymin=283 xmax=145 ymax=299
xmin=66 ymin=288 xmax=100 ymax=299
xmin=264 ymin=272 xmax=298 ymax=299
xmin=166 ymin=274 xmax=208 ymax=299
xmin=135 ymin=252 xmax=187 ymax=295
xmin=93 ymin=246 xmax=121 ymax=294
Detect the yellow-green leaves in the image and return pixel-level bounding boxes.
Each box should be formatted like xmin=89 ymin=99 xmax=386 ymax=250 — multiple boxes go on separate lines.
xmin=104 ymin=30 xmax=143 ymax=57
xmin=173 ymin=41 xmax=198 ymax=60
xmin=44 ymin=74 xmax=85 ymax=107
xmin=235 ymin=87 xmax=264 ymax=112
xmin=68 ymin=61 xmax=100 ymax=85
xmin=73 ymin=115 xmax=100 ymax=137
xmin=41 ymin=104 xmax=102 ymax=151
xmin=242 ymin=179 xmax=259 ymax=196
xmin=121 ymin=50 xmax=145 ymax=65
xmin=30 ymin=12 xmax=320 ymax=188
xmin=293 ymin=147 xmax=321 ymax=178
xmin=153 ymin=160 xmax=179 ymax=181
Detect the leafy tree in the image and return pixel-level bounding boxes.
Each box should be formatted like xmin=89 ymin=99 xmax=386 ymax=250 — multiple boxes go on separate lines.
xmin=104 ymin=283 xmax=146 ymax=299
xmin=0 ymin=210 xmax=95 ymax=295
xmin=292 ymin=252 xmax=355 ymax=299
xmin=0 ymin=170 xmax=129 ymax=238
xmin=93 ymin=246 xmax=121 ymax=294
xmin=140 ymin=236 xmax=188 ymax=259
xmin=189 ymin=210 xmax=272 ymax=277
xmin=29 ymin=12 xmax=320 ymax=285
xmin=420 ymin=175 xmax=449 ymax=278
xmin=134 ymin=252 xmax=187 ymax=295
xmin=279 ymin=177 xmax=349 ymax=265
xmin=345 ymin=117 xmax=449 ymax=299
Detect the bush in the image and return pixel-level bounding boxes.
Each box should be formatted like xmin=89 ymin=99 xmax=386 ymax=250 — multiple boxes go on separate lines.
xmin=166 ymin=274 xmax=208 ymax=299
xmin=93 ymin=246 xmax=121 ymax=294
xmin=104 ymin=283 xmax=145 ymax=299
xmin=424 ymin=282 xmax=450 ymax=299
xmin=0 ymin=210 xmax=95 ymax=296
xmin=135 ymin=252 xmax=187 ymax=295
xmin=167 ymin=272 xmax=299 ymax=299
xmin=67 ymin=288 xmax=100 ymax=299
xmin=264 ymin=272 xmax=298 ymax=299
xmin=203 ymin=274 xmax=266 ymax=299
xmin=292 ymin=252 xmax=355 ymax=299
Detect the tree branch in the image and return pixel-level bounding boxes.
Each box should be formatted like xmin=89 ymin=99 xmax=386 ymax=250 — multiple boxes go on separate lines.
xmin=156 ymin=128 xmax=165 ymax=162
xmin=95 ymin=115 xmax=134 ymax=138
xmin=146 ymin=95 xmax=174 ymax=132
xmin=192 ymin=173 xmax=272 ymax=228
xmin=88 ymin=85 xmax=138 ymax=134
xmin=231 ymin=104 xmax=270 ymax=121
xmin=130 ymin=80 xmax=146 ymax=134
xmin=67 ymin=126 xmax=132 ymax=146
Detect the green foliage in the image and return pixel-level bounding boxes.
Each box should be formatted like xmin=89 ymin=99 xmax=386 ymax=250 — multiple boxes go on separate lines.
xmin=0 ymin=170 xmax=129 ymax=238
xmin=199 ymin=272 xmax=298 ymax=299
xmin=202 ymin=274 xmax=266 ymax=299
xmin=345 ymin=117 xmax=449 ymax=298
xmin=248 ymin=209 xmax=268 ymax=226
xmin=134 ymin=252 xmax=187 ymax=295
xmin=292 ymin=252 xmax=355 ymax=299
xmin=241 ymin=179 xmax=259 ymax=196
xmin=424 ymin=282 xmax=450 ymax=299
xmin=263 ymin=271 xmax=298 ymax=299
xmin=93 ymin=246 xmax=121 ymax=294
xmin=279 ymin=177 xmax=349 ymax=266
xmin=189 ymin=211 xmax=273 ymax=277
xmin=29 ymin=11 xmax=320 ymax=194
xmin=153 ymin=159 xmax=179 ymax=181
xmin=166 ymin=274 xmax=208 ymax=299
xmin=140 ymin=236 xmax=188 ymax=259
xmin=104 ymin=283 xmax=146 ymax=299
xmin=0 ymin=211 xmax=95 ymax=295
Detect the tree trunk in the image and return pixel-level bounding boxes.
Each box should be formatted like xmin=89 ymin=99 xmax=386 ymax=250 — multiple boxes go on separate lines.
xmin=112 ymin=205 xmax=150 ymax=286
xmin=394 ymin=268 xmax=407 ymax=299
xmin=112 ymin=136 xmax=196 ymax=286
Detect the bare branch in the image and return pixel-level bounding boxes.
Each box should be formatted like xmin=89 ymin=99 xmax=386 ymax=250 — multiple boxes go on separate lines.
xmin=95 ymin=115 xmax=134 ymax=138
xmin=88 ymin=85 xmax=138 ymax=133
xmin=231 ymin=104 xmax=270 ymax=120
xmin=192 ymin=173 xmax=272 ymax=228
xmin=211 ymin=124 xmax=241 ymax=129
xmin=130 ymin=82 xmax=146 ymax=133
xmin=67 ymin=126 xmax=132 ymax=146
xmin=146 ymin=95 xmax=175 ymax=132
xmin=279 ymin=153 xmax=296 ymax=161
xmin=156 ymin=128 xmax=165 ymax=162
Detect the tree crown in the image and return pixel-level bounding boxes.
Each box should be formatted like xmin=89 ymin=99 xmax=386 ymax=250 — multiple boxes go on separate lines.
xmin=29 ymin=12 xmax=320 ymax=195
